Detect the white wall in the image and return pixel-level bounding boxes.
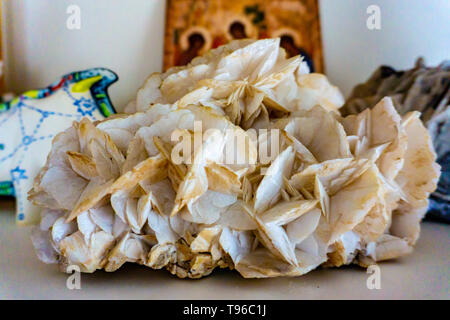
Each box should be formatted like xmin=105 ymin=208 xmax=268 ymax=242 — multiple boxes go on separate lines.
xmin=320 ymin=0 xmax=450 ymax=96
xmin=3 ymin=0 xmax=166 ymax=110
xmin=3 ymin=0 xmax=450 ymax=108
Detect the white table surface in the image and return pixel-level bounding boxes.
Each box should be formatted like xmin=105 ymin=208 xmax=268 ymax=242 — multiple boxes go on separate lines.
xmin=1 ymin=198 xmax=449 ymax=300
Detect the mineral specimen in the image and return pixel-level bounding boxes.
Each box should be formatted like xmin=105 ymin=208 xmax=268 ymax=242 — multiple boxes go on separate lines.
xmin=29 ymin=39 xmax=440 ymax=278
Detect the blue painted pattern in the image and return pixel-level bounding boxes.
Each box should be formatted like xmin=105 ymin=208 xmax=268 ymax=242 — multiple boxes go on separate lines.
xmin=0 ymin=68 xmax=118 ymax=223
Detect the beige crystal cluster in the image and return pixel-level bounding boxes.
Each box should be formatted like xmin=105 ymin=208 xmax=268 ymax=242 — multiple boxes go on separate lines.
xmin=29 ymin=39 xmax=440 ymax=278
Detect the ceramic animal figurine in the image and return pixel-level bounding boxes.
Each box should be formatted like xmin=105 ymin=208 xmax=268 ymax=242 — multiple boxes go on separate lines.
xmin=0 ymin=68 xmax=118 ymax=224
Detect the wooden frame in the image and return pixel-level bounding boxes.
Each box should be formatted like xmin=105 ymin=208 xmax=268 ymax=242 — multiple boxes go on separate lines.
xmin=0 ymin=0 xmax=5 ymax=95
